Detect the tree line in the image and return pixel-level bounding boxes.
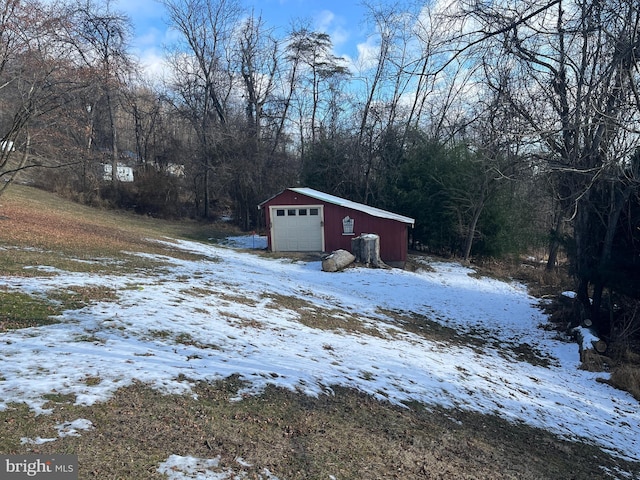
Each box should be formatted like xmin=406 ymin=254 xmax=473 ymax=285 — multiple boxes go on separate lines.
xmin=0 ymin=0 xmax=639 ymax=343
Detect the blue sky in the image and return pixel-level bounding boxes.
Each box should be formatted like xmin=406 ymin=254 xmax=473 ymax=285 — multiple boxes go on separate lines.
xmin=117 ymin=0 xmax=376 ymax=77
xmin=242 ymin=0 xmax=369 ymax=58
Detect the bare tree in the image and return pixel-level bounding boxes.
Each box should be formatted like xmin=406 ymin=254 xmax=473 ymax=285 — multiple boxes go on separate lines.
xmin=453 ymin=0 xmax=640 ymax=325
xmin=163 ymin=0 xmax=242 ymax=218
xmin=286 ymin=28 xmax=348 ymax=153
xmin=122 ymin=84 xmax=163 ymax=165
xmin=0 ymin=0 xmax=83 ymax=196
xmin=237 ymin=13 xmax=278 ymax=147
xmin=64 ymin=0 xmax=133 ymax=187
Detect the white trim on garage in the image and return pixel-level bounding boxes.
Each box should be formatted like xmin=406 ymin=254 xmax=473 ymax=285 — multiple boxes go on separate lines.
xmin=289 ymin=187 xmax=414 ymax=226
xmin=269 ymin=204 xmax=325 ymax=252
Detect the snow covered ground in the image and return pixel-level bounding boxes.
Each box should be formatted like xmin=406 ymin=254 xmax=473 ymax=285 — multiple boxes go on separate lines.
xmin=1 ymin=235 xmax=639 ymax=478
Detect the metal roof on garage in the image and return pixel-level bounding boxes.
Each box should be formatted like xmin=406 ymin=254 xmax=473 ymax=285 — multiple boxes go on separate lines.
xmin=261 ymin=187 xmax=415 ymax=226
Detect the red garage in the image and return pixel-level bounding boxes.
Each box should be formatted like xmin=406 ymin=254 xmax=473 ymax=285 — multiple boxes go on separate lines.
xmin=259 ymin=187 xmax=415 ymax=267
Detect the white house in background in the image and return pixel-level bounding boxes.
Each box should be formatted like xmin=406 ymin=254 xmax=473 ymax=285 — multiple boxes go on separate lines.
xmin=1 ymin=141 xmax=15 ymax=152
xmin=103 ymin=163 xmax=134 ymax=182
xmin=165 ymin=163 xmax=185 ymax=177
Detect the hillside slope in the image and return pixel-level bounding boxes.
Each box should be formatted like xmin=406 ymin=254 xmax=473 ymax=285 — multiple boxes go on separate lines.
xmin=1 ymin=186 xmax=639 ymax=479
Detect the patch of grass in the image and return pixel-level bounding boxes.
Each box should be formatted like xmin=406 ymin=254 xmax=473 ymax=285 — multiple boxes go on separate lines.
xmin=49 ymin=285 xmax=118 ymax=310
xmin=0 ymin=185 xmax=227 ymax=275
xmin=170 ymin=332 xmax=220 ymax=351
xmin=405 ymin=256 xmax=436 ymax=273
xmin=380 ymin=308 xmax=484 ymax=346
xmin=262 ymin=293 xmax=383 ymax=337
xmin=73 ymin=334 xmax=104 ymax=343
xmin=0 ymin=403 xmax=62 ymax=453
xmin=580 ymin=349 xmax=609 ymax=372
xmin=175 ymin=332 xmax=195 ymax=345
xmin=0 ymin=380 xmax=636 ymax=479
xmin=0 ymin=291 xmax=62 ymax=330
xmin=182 ymin=287 xmax=256 ymax=309
xmin=468 ymin=255 xmax=571 ymax=300
xmin=359 ymin=370 xmax=375 ymax=381
xmin=153 ymin=248 xmax=221 ymax=264
xmin=42 ymin=393 xmax=76 ymax=404
xmin=509 ymin=343 xmax=554 ymax=368
xmin=0 ymin=243 xmax=176 ymax=276
xmin=0 ymin=247 xmax=59 ymax=277
xmin=0 ymin=285 xmax=118 ymax=331
xmin=181 ymin=287 xmax=212 ymax=297
xmin=218 ymin=290 xmax=259 ymax=306
xmin=603 ymin=365 xmax=640 ymax=402
xmin=258 ymin=251 xmax=324 ymax=262
xmin=224 ymin=315 xmax=264 ymax=330
xmin=83 ymin=376 xmax=102 ymax=386
xmin=149 ymin=329 xmax=172 ymax=340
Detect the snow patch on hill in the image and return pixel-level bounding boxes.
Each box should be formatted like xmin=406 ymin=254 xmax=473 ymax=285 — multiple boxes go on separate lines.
xmin=0 ymin=236 xmax=638 ymax=464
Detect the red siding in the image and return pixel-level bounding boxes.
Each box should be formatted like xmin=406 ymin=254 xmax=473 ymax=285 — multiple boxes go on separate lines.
xmin=261 ymin=189 xmax=410 ymax=263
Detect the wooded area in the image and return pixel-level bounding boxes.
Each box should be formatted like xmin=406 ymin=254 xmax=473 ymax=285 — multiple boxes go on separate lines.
xmin=0 ymin=0 xmax=638 ymax=350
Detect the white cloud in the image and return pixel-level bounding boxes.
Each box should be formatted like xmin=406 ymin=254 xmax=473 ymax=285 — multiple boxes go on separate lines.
xmin=131 ymin=24 xmax=183 ymax=83
xmin=314 ymin=10 xmax=352 ymax=57
xmin=353 ymin=35 xmax=380 ymax=72
xmin=315 ymin=9 xmax=350 ymax=54
xmin=137 ymin=48 xmax=170 ymax=83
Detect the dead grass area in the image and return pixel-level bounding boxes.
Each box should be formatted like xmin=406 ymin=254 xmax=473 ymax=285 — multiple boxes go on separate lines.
xmin=606 ymin=365 xmax=640 ymax=401
xmin=185 ymin=287 xmax=258 ymax=308
xmin=379 ymin=308 xmax=473 ymax=345
xmin=405 ymin=256 xmax=437 ymax=273
xmin=0 ymin=379 xmax=635 ymax=479
xmin=1 ymin=192 xmax=153 ymax=256
xmin=259 ymin=251 xmax=325 ymax=263
xmin=0 ymin=185 xmax=229 ymax=275
xmin=262 ymin=292 xmax=384 ymax=337
xmin=49 ymin=285 xmax=119 ymax=308
xmin=467 ymin=256 xmax=570 ymax=300
xmin=592 ymin=349 xmax=640 ymax=401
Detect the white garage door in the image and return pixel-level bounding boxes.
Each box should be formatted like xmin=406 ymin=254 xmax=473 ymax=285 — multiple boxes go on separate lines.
xmin=270 ymin=205 xmax=324 ymax=252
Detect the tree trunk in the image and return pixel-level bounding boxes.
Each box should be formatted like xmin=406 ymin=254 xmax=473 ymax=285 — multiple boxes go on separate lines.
xmin=203 ymin=159 xmax=211 ymax=219
xmin=462 ymin=194 xmax=485 ymax=264
xmin=106 ymin=87 xmax=119 ymax=186
xmin=574 ymin=198 xmax=595 ymax=322
xmin=546 ymin=214 xmax=564 ymax=271
xmin=351 ymin=234 xmax=387 ymax=268
xmin=591 ymin=184 xmax=633 ymax=318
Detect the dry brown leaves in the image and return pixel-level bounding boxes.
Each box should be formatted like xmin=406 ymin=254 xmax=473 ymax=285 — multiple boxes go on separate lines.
xmin=0 ymin=198 xmax=144 ymax=254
